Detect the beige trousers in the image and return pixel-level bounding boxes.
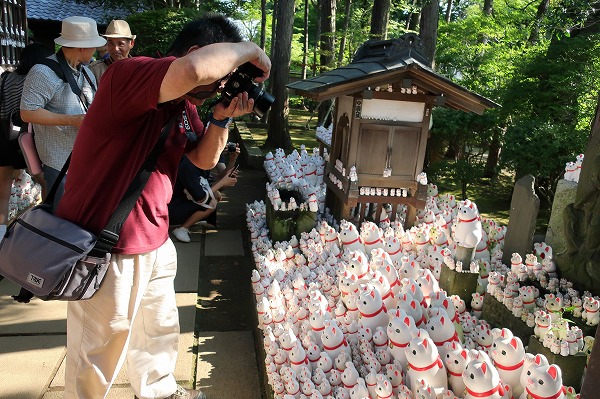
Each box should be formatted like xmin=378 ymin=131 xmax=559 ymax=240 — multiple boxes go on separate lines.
xmin=65 ymin=239 xmax=180 ymax=399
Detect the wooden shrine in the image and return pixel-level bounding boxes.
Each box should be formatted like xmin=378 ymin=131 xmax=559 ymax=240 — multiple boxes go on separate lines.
xmin=288 ymin=33 xmax=498 ymax=226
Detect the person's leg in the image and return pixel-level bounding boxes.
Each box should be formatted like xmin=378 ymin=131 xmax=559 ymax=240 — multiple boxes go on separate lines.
xmin=127 ymin=239 xmax=180 ymax=398
xmin=0 ymin=165 xmax=13 ymax=230
xmin=64 ymin=241 xmax=179 ymax=399
xmin=180 ymin=207 xmax=215 ymax=229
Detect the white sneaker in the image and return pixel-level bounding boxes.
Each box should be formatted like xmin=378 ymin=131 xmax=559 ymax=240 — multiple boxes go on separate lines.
xmin=172 ymin=227 xmax=191 ymax=243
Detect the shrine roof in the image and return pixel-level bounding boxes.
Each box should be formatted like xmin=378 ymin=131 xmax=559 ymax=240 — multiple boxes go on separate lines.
xmin=287 ymin=33 xmax=499 ymax=114
xmin=27 ymin=0 xmax=130 ymax=25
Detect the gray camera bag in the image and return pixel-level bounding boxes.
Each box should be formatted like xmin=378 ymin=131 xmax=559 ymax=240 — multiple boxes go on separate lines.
xmin=0 ymin=116 xmax=173 ymax=301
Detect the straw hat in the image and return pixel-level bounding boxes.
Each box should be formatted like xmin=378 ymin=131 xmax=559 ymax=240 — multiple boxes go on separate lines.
xmin=54 ymin=16 xmax=106 ymax=48
xmin=103 ymin=20 xmax=136 ymax=40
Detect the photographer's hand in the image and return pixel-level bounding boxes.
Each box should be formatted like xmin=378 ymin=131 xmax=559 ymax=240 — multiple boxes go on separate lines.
xmin=213 ymin=91 xmax=254 ymax=119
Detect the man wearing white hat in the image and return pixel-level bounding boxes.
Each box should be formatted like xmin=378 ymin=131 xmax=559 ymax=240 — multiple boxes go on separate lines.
xmin=20 ymin=16 xmax=105 ymax=202
xmin=90 ymin=19 xmax=136 ymax=83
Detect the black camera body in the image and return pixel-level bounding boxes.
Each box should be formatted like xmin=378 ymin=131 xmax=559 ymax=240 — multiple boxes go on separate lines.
xmin=221 ymin=62 xmax=274 ymax=118
xmin=226 ymin=142 xmax=237 ymax=152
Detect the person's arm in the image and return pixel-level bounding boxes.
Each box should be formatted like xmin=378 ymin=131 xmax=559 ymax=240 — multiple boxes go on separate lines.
xmin=158 ymin=41 xmax=270 ymax=104
xmin=20 ymin=108 xmax=84 ymax=128
xmin=211 ymin=174 xmax=237 ymax=192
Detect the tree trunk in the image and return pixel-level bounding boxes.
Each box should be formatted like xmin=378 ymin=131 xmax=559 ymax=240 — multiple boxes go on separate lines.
xmin=419 ymin=0 xmax=439 ymax=68
xmin=407 ymin=0 xmax=421 ymax=31
xmin=483 ymin=130 xmax=503 ymax=178
xmin=337 ymin=0 xmax=352 ymax=66
xmin=527 ymin=0 xmax=549 ymax=45
xmin=312 ymin=0 xmax=320 ymax=76
xmin=370 ymin=0 xmax=390 ymax=40
xmin=445 ymin=0 xmax=453 ymax=23
xmin=265 ymin=0 xmax=294 ymax=151
xmin=483 ymin=0 xmax=493 ymax=15
xmin=260 ymin=0 xmax=267 ymax=50
xmin=302 ymin=0 xmax=309 ymax=79
xmin=271 ymin=0 xmax=278 ymax=58
xmin=317 ymin=0 xmax=336 ymax=127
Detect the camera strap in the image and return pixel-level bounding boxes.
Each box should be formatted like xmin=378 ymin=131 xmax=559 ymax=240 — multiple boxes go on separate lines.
xmin=181 ymin=110 xmax=197 ymax=142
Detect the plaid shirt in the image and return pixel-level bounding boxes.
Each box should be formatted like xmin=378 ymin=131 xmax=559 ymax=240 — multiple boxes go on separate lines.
xmin=20 ymin=54 xmax=96 ymax=170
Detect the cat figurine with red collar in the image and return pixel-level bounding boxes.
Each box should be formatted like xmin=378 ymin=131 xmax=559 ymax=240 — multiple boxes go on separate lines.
xmin=341 ymin=361 xmax=360 ymax=391
xmin=443 ymin=341 xmax=469 ymax=397
xmin=360 ymin=221 xmax=385 ymax=254
xmin=491 ymin=335 xmax=525 ymax=398
xmin=379 ymin=262 xmax=402 ymax=296
xmin=316 ymin=351 xmax=334 ymax=376
xmin=462 ymin=350 xmax=507 ymax=399
xmin=425 ymin=308 xmax=460 ymax=358
xmin=405 ymin=332 xmax=448 ymax=398
xmin=375 ymin=373 xmax=395 ymax=399
xmin=400 ymin=277 xmax=426 ymax=309
xmin=387 ymin=309 xmax=418 ymax=368
xmin=454 ymin=199 xmax=483 ymax=249
xmin=397 ymin=294 xmax=426 ymax=328
xmin=349 ymin=377 xmax=370 ymax=399
xmin=357 ymin=283 xmax=389 ymax=331
xmin=309 ymin=307 xmax=331 ymax=347
xmin=340 ymin=220 xmax=365 ymax=253
xmin=397 ymin=255 xmax=421 ymax=280
xmin=520 ymin=363 xmax=566 ymax=399
xmin=321 ymin=320 xmax=350 ymax=361
xmin=383 ymin=235 xmax=404 ymax=266
xmin=289 ymin=340 xmax=311 ymax=375
xmin=416 ymin=268 xmax=440 ymax=306
xmin=346 ymin=250 xmax=371 ymax=282
xmin=415 ymin=378 xmax=438 ymax=399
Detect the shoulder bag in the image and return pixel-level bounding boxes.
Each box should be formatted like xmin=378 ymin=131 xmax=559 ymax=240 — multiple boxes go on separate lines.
xmin=0 ymin=118 xmax=175 ymax=300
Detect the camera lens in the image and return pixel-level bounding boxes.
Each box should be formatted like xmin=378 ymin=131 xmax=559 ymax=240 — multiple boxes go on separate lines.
xmin=248 ymin=84 xmax=274 ymax=118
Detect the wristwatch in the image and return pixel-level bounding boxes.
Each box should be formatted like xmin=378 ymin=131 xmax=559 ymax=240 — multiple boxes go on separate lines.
xmin=209 ymin=112 xmax=233 ymax=129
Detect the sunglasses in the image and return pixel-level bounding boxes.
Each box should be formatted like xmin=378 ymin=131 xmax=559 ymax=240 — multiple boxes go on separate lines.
xmin=187 ymin=72 xmax=233 ymax=100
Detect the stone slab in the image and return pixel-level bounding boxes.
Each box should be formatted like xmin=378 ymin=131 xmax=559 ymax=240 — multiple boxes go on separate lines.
xmin=480 ymin=295 xmax=534 ymax=344
xmin=173 ymin=240 xmax=202 ymax=292
xmin=545 ymin=179 xmax=577 ymax=254
xmin=439 ymin=265 xmax=478 ymax=306
xmin=0 ymin=335 xmax=65 ymax=399
xmin=204 ymin=230 xmax=245 ymax=257
xmin=50 ymin=293 xmax=197 ymax=393
xmin=196 ymin=331 xmax=261 ymax=399
xmin=502 ymin=174 xmax=540 ymax=265
xmin=0 ymin=278 xmax=67 ymax=334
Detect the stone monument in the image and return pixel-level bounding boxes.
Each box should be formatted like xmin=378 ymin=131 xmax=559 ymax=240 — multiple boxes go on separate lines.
xmin=501 ymin=174 xmax=540 ymax=266
xmin=556 ymin=95 xmax=600 ymax=296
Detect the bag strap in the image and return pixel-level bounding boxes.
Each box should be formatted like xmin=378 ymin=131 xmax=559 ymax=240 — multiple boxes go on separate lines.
xmin=44 ymin=116 xmax=177 ymax=257
xmin=40 ymin=51 xmax=96 ymax=112
xmin=91 ymin=118 xmax=175 ymax=256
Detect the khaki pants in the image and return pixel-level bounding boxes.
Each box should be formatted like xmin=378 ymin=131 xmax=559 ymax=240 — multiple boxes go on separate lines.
xmin=65 ymin=239 xmax=179 ymax=399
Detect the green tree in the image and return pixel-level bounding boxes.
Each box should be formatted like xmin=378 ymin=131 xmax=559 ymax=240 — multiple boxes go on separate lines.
xmin=126 ymin=8 xmax=202 ymax=56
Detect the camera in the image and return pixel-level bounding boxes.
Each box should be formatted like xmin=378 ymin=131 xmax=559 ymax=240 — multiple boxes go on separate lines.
xmin=221 ymin=62 xmax=274 ymax=118
xmin=226 ymin=142 xmax=237 ymax=152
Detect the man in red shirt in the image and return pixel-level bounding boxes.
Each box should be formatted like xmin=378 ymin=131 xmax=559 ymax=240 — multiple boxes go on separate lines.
xmin=56 ymin=14 xmax=270 ymax=399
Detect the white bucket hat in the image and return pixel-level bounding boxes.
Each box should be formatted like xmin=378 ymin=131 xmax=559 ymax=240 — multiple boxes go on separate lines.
xmin=54 ymin=16 xmax=107 ymax=48
xmin=103 ymin=20 xmax=136 ymax=40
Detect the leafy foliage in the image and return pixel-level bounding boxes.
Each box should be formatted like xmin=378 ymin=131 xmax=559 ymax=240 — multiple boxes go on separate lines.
xmin=126 ymin=8 xmax=204 ymax=56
